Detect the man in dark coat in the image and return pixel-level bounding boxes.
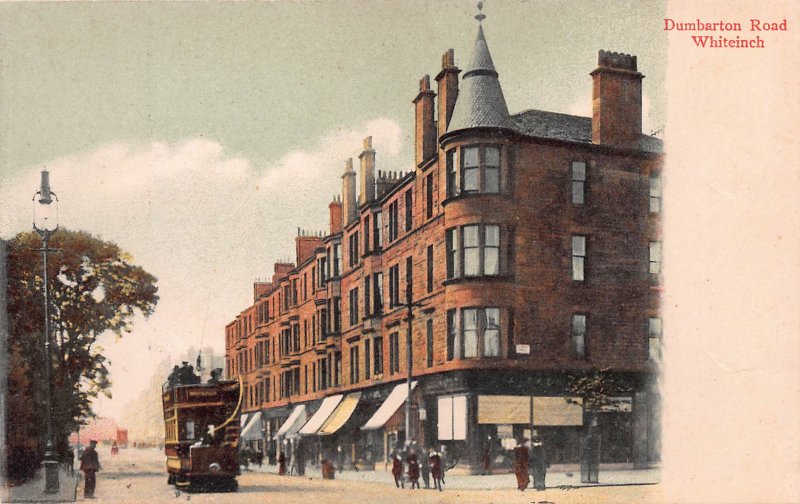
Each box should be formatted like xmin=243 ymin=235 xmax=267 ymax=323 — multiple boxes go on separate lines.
xmin=513 ymin=439 xmax=530 ymax=491
xmin=530 ymin=436 xmax=548 ymax=490
xmin=278 ymin=451 xmax=287 ymax=475
xmin=429 ymin=448 xmax=443 ymax=492
xmin=79 ymin=440 xmax=101 ymax=498
xmin=420 ymin=448 xmax=431 ymax=489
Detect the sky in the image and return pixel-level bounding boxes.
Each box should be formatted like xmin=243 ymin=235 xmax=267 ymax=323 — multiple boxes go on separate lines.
xmin=0 ymin=0 xmax=666 ymax=419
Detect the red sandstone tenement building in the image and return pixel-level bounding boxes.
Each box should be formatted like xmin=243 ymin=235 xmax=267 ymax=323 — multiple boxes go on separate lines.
xmin=225 ymin=18 xmax=662 ymax=472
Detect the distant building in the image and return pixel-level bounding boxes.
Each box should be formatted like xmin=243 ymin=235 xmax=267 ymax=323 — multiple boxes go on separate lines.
xmin=69 ymin=417 xmax=126 ymax=446
xmin=225 ymin=14 xmax=661 ymax=471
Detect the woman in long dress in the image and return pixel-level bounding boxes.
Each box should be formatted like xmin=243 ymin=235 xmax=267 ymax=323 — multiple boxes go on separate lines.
xmin=513 ymin=440 xmax=530 ymax=491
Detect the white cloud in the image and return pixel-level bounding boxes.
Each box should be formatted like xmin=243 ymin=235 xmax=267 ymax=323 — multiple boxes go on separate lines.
xmin=1 ymin=117 xmax=406 ymax=418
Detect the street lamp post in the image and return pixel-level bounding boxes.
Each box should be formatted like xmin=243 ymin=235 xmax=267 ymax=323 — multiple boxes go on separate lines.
xmin=404 ymin=279 xmax=413 ymax=445
xmin=33 ymin=170 xmax=60 ymax=494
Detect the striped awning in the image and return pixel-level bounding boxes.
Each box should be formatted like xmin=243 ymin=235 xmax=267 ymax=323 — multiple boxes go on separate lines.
xmin=361 ymin=382 xmax=417 ymax=430
xmin=275 ymin=405 xmax=307 ymax=438
xmin=299 ymin=395 xmax=343 ymax=435
xmin=318 ymin=393 xmax=361 ymax=436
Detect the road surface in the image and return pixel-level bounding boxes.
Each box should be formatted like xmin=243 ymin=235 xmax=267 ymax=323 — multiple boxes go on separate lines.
xmin=82 ymin=447 xmax=663 ymax=503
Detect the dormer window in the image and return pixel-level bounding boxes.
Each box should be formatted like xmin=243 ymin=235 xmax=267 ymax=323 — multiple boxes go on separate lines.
xmin=446 ymin=145 xmax=502 ymax=198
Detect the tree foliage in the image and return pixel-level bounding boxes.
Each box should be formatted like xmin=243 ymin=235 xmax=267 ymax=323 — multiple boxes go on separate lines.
xmin=5 ymin=229 xmax=158 ymax=476
xmin=567 ymin=368 xmax=632 ymax=411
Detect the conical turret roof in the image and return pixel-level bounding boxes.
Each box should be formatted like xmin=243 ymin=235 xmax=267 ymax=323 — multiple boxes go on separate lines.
xmin=446 ymin=23 xmax=511 ymax=134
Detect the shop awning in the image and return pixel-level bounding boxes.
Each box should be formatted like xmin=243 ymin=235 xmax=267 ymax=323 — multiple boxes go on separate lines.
xmin=533 ymin=396 xmax=583 ymax=426
xmin=361 ymin=381 xmax=417 ymax=430
xmin=298 ymin=394 xmax=343 ymax=435
xmin=240 ymin=411 xmax=263 ymax=440
xmin=275 ymin=404 xmax=307 ymax=437
xmin=239 ymin=412 xmax=251 ymax=428
xmin=477 ymin=395 xmax=531 ymax=424
xmin=318 ymin=392 xmax=361 ymax=436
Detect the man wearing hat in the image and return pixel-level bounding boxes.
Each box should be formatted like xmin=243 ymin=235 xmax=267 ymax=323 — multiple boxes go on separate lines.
xmin=79 ymin=440 xmax=101 ymax=498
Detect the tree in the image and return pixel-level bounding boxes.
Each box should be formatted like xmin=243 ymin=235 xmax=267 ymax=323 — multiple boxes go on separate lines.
xmin=567 ymin=369 xmax=632 ymax=483
xmin=5 ymin=229 xmax=158 ymax=478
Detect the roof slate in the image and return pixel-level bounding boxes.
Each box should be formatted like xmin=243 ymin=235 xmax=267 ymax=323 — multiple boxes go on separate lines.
xmin=510 ymin=109 xmax=664 ymax=154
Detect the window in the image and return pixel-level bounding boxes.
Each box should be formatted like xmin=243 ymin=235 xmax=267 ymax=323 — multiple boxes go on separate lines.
xmin=334 ymin=352 xmax=341 ymax=387
xmin=447 ymin=307 xmax=502 ymax=359
xmin=364 ymin=215 xmax=371 ymax=254
xmin=426 ymin=245 xmax=434 ymax=292
xmin=333 ymin=297 xmax=341 ymax=333
xmin=572 ymin=314 xmax=587 ymax=357
xmin=572 ymin=235 xmax=586 ymax=281
xmin=389 ymin=265 xmax=400 ymax=308
xmin=406 ymin=256 xmax=413 ymax=304
xmin=649 ymin=241 xmax=662 ymax=275
xmin=292 ymin=279 xmax=298 ymax=305
xmin=388 ymin=201 xmax=399 ymax=242
xmin=350 ymin=346 xmax=360 ymax=384
xmin=446 ymin=309 xmax=457 ymax=360
xmin=373 ymin=211 xmax=383 ymax=249
xmin=349 ymin=288 xmax=359 ymax=326
xmin=447 ymin=224 xmax=503 ymax=279
xmin=373 ymin=336 xmax=384 ymax=375
xmin=572 ymin=161 xmax=586 ymax=204
xmin=649 ymin=176 xmax=661 ymax=213
xmin=484 ymin=308 xmax=500 ymax=357
xmin=649 ymin=317 xmax=662 ymax=362
xmin=405 ymin=189 xmax=413 ymax=232
xmin=426 ymin=173 xmax=434 ymax=218
xmin=459 ymin=145 xmax=501 ymax=194
xmin=462 ymin=308 xmax=478 ymax=358
xmin=446 ymin=228 xmax=459 ymax=279
xmin=317 ymin=257 xmax=327 ymax=287
xmin=426 ymin=319 xmax=434 ymax=367
xmin=348 ymin=231 xmax=360 ymax=267
xmin=446 ymin=149 xmax=457 ymax=198
xmin=364 ymin=339 xmax=371 ymax=379
xmin=389 ymin=332 xmax=400 ymax=374
xmin=364 ymin=276 xmax=371 ymax=318
xmin=373 ymin=272 xmax=383 ymax=315
xmin=332 ymin=243 xmax=341 ymax=277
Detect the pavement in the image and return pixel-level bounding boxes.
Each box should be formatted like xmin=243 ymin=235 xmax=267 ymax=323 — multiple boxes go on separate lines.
xmin=244 ymin=460 xmax=660 ymax=490
xmin=2 ymin=467 xmax=80 ymax=503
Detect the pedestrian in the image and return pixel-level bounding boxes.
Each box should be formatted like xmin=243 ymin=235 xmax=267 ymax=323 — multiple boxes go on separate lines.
xmin=429 ymin=448 xmax=443 ymax=492
xmin=407 ymin=451 xmax=420 ymax=489
xmin=513 ymin=438 xmax=530 ymax=491
xmin=111 ymin=441 xmax=119 ymax=455
xmin=278 ymin=451 xmax=287 ymax=475
xmin=64 ymin=447 xmax=75 ymax=476
xmin=420 ymin=448 xmax=431 ymax=489
xmin=79 ymin=440 xmax=101 ymax=498
xmin=481 ymin=445 xmax=492 ymax=475
xmin=391 ymin=452 xmax=404 ymax=488
xmin=530 ymin=435 xmax=547 ymax=490
xmin=336 ymin=445 xmax=344 ymax=472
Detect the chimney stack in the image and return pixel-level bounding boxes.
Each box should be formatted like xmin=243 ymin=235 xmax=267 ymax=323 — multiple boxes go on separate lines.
xmin=329 ymin=195 xmax=343 ymax=234
xmin=435 ymin=49 xmax=460 ymax=140
xmin=591 ymin=50 xmax=643 ymax=147
xmin=413 ymin=75 xmax=437 ymax=166
xmin=342 ymin=159 xmax=357 ymax=226
xmin=359 ymin=136 xmax=376 ymax=204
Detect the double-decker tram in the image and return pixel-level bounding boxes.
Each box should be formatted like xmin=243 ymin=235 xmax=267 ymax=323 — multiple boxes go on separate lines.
xmin=162 ymin=368 xmax=242 ymax=492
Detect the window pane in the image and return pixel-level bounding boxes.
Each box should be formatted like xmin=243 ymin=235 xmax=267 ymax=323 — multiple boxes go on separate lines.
xmin=464 ymin=249 xmax=480 ymax=276
xmin=485 ymin=167 xmax=499 ymax=193
xmin=572 ymin=314 xmax=586 ymax=332
xmin=649 ymin=338 xmax=661 ymax=361
xmin=484 ymin=308 xmax=500 ymax=357
xmin=463 ymin=225 xmax=479 ymax=247
xmin=463 ymin=146 xmax=479 ymax=167
xmin=485 ymin=248 xmax=499 ymax=275
xmin=572 ymin=256 xmax=584 ymax=281
xmin=649 ymin=317 xmax=662 ymax=337
xmin=649 ymin=176 xmax=661 ymax=196
xmin=572 ymin=181 xmax=585 ymax=204
xmin=463 ymin=167 xmax=479 ymax=192
xmin=572 ymin=236 xmax=586 ymax=256
xmin=572 ymin=161 xmax=586 ymax=181
xmin=485 ymin=146 xmax=500 ymax=167
xmin=650 ymin=241 xmax=661 ymax=261
xmin=485 ymin=225 xmax=500 ymax=246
